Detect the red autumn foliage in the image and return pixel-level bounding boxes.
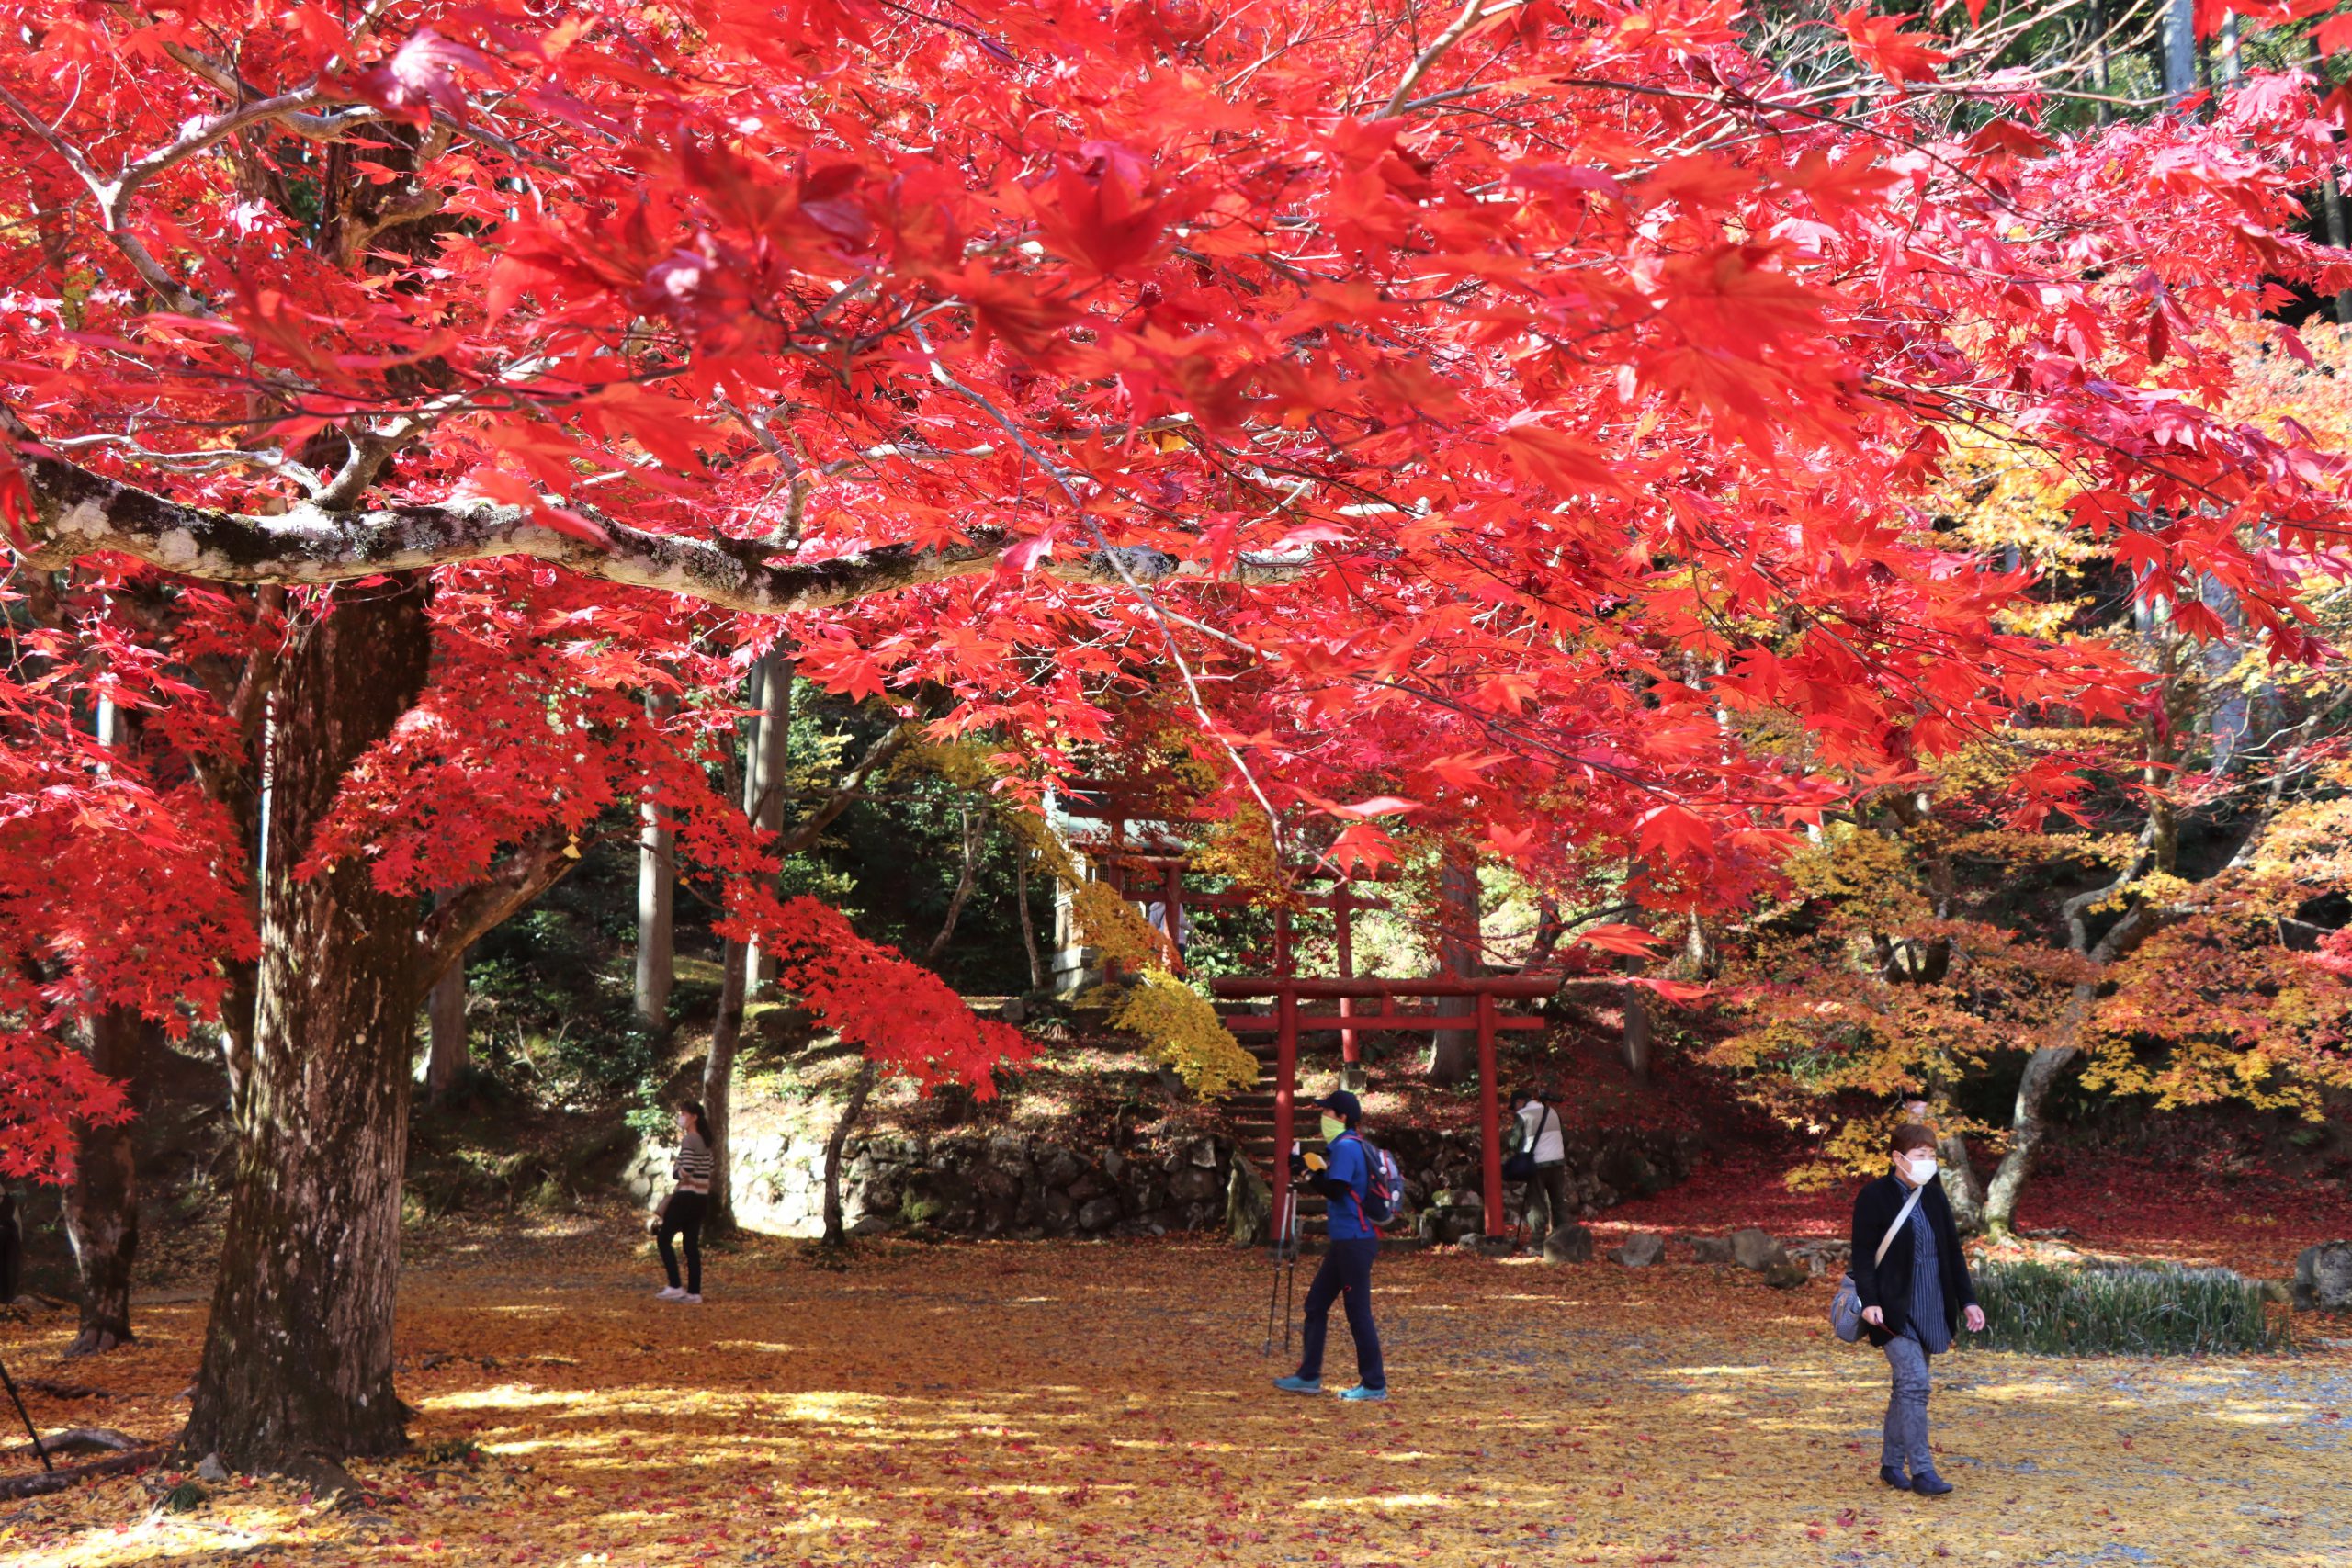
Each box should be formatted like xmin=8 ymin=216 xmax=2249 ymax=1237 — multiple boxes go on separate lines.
xmin=1 ymin=1 xmax=2347 ymax=1186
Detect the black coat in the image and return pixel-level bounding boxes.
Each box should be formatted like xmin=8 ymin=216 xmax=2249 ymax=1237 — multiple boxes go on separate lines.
xmin=1849 ymin=1174 xmax=1975 ymax=1348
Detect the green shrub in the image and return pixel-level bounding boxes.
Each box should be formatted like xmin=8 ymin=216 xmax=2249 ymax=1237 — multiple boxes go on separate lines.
xmin=1968 ymin=1260 xmax=2290 ymax=1357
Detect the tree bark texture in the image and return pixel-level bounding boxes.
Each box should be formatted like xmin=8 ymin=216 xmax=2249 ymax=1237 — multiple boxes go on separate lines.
xmin=699 ymin=659 xmax=787 ymax=1234
xmin=1979 ymin=889 xmax=2154 ymax=1237
xmin=2163 ymin=0 xmax=2196 ymax=102
xmin=701 ymin=938 xmax=749 ymax=1236
xmin=741 ymin=656 xmax=793 ymax=991
xmin=65 ymin=1008 xmax=156 ymax=1356
xmin=1621 ymin=968 xmax=1652 ymax=1080
xmin=5 ymin=422 xmax=1306 ymax=609
xmin=822 ymin=1059 xmax=880 ymax=1247
xmin=424 ymin=958 xmax=467 ymax=1099
xmin=1980 ymin=1039 xmax=2081 ymax=1238
xmin=1426 ymin=848 xmax=1480 ymax=1085
xmin=1934 ymin=1123 xmax=1988 ymax=1234
xmin=634 ymin=690 xmax=677 ymax=1031
xmin=182 ymin=576 xmax=432 ymax=1472
xmin=1015 ymin=852 xmax=1046 ymax=991
xmin=424 ymin=893 xmax=468 ymax=1101
xmin=926 ymin=808 xmax=985 ymax=962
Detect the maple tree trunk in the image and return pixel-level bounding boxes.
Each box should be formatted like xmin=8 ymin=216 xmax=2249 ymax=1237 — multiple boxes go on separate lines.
xmin=65 ymin=1008 xmax=155 ymax=1357
xmin=821 ymin=1059 xmax=880 ymax=1247
xmin=634 ymin=692 xmax=676 ymax=1032
xmin=1016 ymin=852 xmax=1046 ymax=991
xmin=184 ymin=576 xmax=432 ymax=1475
xmin=1938 ymin=1138 xmax=1988 ymax=1235
xmin=926 ymin=808 xmax=985 ymax=962
xmin=1427 ymin=849 xmax=1479 ymax=1084
xmin=1980 ymin=1040 xmax=2081 ymax=1239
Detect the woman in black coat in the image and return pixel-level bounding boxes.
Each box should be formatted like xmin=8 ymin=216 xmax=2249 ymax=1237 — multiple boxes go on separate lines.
xmin=1849 ymin=1124 xmax=1985 ymax=1495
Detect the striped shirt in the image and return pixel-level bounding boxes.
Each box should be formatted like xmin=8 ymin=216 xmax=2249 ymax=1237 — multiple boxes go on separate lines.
xmin=672 ymin=1130 xmax=713 ymax=1194
xmin=1903 ymin=1198 xmax=1951 ymax=1353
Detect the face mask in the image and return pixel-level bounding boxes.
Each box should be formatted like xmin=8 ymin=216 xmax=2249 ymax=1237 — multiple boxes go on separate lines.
xmin=1902 ymin=1156 xmax=1939 ymax=1185
xmin=1320 ymin=1115 xmax=1345 ymax=1142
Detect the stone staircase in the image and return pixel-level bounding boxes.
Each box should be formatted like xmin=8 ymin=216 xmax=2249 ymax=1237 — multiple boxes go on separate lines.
xmin=1221 ymin=1010 xmax=1328 ymax=1243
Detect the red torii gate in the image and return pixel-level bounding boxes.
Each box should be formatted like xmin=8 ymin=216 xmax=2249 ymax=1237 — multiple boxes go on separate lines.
xmin=1209 ymin=974 xmax=1557 ymax=1242
xmin=1053 ymin=775 xmax=1556 ymax=1239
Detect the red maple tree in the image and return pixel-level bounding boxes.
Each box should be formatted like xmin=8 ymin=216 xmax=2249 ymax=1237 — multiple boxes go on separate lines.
xmin=3 ymin=1 xmax=2346 ymax=1467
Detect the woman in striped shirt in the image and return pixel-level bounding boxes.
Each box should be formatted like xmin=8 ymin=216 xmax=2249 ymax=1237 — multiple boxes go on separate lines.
xmin=652 ymin=1102 xmax=714 ymax=1303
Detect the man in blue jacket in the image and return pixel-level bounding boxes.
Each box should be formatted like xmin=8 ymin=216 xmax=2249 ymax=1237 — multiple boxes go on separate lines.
xmin=1274 ymin=1090 xmax=1388 ymax=1401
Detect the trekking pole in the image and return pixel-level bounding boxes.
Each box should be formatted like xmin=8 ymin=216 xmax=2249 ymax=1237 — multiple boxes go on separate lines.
xmin=1281 ymin=1188 xmax=1298 ymax=1359
xmin=1261 ymin=1186 xmax=1294 ymax=1357
xmin=1261 ymin=1190 xmax=1283 ymax=1357
xmin=0 ymin=1354 xmax=51 ymax=1472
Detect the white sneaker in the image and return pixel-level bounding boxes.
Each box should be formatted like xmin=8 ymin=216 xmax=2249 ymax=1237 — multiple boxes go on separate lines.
xmin=654 ymin=1286 xmax=685 ymax=1301
xmin=678 ymin=1293 xmax=702 ymax=1304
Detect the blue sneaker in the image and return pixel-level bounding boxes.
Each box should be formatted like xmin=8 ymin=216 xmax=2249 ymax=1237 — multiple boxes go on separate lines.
xmin=1338 ymin=1385 xmax=1389 ymax=1402
xmin=1880 ymin=1465 xmax=1908 ymax=1490
xmin=1273 ymin=1375 xmax=1322 ymax=1394
xmin=1909 ymin=1471 xmax=1954 ymax=1496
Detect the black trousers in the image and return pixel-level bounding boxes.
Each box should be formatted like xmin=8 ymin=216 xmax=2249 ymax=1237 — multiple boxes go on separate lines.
xmin=658 ymin=1190 xmax=706 ymax=1294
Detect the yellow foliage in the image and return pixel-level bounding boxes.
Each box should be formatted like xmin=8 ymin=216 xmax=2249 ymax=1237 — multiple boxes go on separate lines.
xmin=1191 ymin=809 xmax=1293 ymax=906
xmin=1083 ymin=967 xmax=1260 ymax=1098
xmin=897 ymin=737 xmax=1000 ymax=791
xmin=1782 ymin=825 xmax=1929 ymax=924
xmin=1065 ymin=879 xmax=1164 ymax=968
xmin=1779 ymin=1159 xmax=1845 ymax=1194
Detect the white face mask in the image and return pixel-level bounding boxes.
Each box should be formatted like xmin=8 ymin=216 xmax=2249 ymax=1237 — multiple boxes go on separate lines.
xmin=1901 ymin=1155 xmax=1939 ymax=1186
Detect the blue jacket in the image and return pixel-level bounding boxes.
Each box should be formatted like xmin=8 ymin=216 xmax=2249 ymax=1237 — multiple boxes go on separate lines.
xmin=1317 ymin=1132 xmax=1377 ymax=1242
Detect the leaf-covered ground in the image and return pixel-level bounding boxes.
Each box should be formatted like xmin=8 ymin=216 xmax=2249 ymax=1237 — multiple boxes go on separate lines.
xmin=1600 ymin=1153 xmax=2349 ymax=1276
xmin=4 ymin=1224 xmax=2347 ymax=1566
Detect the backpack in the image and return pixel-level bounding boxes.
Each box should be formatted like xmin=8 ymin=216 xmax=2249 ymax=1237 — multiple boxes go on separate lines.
xmin=1355 ymin=1135 xmax=1405 ymax=1226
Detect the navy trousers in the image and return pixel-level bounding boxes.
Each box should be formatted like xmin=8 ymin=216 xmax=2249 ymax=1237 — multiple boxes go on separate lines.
xmin=1296 ymin=1236 xmax=1385 ymax=1391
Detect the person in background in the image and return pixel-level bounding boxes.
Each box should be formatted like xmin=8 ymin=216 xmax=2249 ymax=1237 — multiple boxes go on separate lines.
xmin=1274 ymin=1090 xmax=1387 ymax=1402
xmin=1850 ymin=1123 xmax=1985 ymax=1495
xmin=1510 ymin=1086 xmax=1568 ymax=1251
xmin=652 ymin=1101 xmax=714 ymax=1303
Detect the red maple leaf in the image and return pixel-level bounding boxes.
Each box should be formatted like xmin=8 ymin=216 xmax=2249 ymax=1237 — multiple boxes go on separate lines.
xmin=1838 ymin=9 xmax=1952 ymax=83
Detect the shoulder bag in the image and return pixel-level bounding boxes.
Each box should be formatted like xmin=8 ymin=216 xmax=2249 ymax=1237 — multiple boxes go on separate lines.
xmin=1829 ymin=1181 xmax=1925 ymax=1344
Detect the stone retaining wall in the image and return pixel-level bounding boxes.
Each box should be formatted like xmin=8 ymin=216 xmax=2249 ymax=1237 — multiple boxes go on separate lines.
xmin=626 ymin=1106 xmax=1233 ymax=1239
xmin=629 ymin=1095 xmax=1698 ymax=1243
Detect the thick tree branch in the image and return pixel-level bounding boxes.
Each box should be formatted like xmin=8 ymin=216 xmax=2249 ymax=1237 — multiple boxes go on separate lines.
xmin=415 ymin=827 xmax=580 ymax=991
xmin=5 ymin=418 xmax=1306 ymax=612
xmin=773 ymin=719 xmax=922 ymax=858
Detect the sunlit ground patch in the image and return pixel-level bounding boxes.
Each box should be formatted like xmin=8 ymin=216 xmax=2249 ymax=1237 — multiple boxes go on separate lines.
xmin=4 ymin=1235 xmax=2347 ymax=1568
